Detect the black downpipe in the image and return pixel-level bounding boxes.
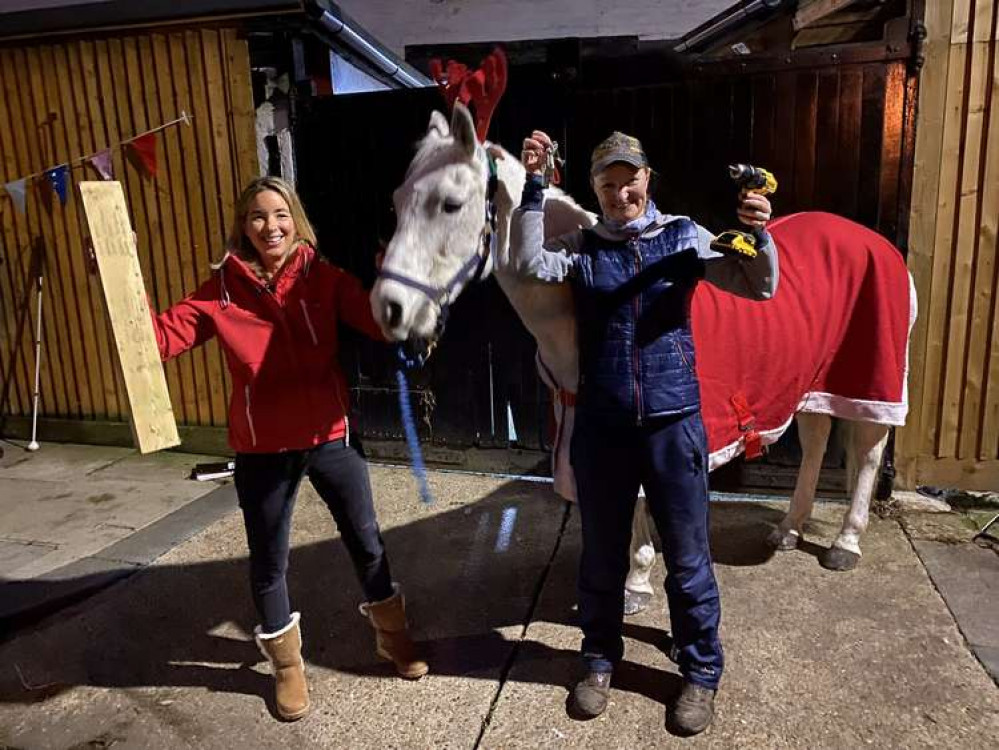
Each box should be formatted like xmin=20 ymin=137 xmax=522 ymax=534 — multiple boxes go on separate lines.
xmin=673 ymin=0 xmax=787 ymax=54
xmin=302 ymin=0 xmax=433 ymax=89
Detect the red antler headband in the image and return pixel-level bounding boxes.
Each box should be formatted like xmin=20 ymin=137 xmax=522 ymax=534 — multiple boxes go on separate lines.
xmin=428 ymin=47 xmax=508 ymax=143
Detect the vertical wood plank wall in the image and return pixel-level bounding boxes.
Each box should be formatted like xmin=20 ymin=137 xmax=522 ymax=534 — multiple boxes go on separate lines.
xmin=900 ymin=0 xmax=999 ymax=490
xmin=0 ymin=27 xmax=256 ymax=432
xmin=566 ymin=60 xmax=912 ymax=246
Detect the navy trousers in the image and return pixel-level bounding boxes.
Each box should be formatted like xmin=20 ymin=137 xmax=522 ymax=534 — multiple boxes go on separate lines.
xmin=234 ymin=438 xmax=394 ymax=633
xmin=571 ymin=409 xmax=723 ymax=690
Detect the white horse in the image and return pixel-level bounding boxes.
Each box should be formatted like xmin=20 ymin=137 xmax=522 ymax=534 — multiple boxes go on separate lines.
xmin=371 ymin=103 xmax=915 ymax=594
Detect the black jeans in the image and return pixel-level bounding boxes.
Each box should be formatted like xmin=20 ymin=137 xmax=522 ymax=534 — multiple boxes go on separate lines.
xmin=571 ymin=410 xmax=723 ymax=690
xmin=234 ymin=438 xmax=394 ymax=633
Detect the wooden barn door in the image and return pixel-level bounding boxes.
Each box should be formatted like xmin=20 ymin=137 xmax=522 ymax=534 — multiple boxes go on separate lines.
xmin=294 ymin=45 xmax=917 ymax=490
xmin=552 ymin=53 xmax=917 ymax=492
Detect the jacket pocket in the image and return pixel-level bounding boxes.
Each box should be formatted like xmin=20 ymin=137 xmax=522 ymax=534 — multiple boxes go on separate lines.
xmin=680 ymin=413 xmax=707 ymax=474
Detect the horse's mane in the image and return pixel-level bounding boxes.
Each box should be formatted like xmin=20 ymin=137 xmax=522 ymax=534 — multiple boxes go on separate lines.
xmin=404 ymin=129 xmax=489 ymax=185
xmin=404 ymin=133 xmax=445 ymax=181
xmin=402 ymin=126 xmax=596 ymax=257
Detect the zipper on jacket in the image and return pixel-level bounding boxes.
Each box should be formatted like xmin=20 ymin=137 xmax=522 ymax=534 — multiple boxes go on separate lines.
xmin=244 ymin=385 xmax=258 ymax=448
xmin=631 ymin=238 xmax=643 ymax=426
xmin=333 ymin=378 xmax=350 ymax=445
xmin=299 ymin=299 xmax=319 ymax=345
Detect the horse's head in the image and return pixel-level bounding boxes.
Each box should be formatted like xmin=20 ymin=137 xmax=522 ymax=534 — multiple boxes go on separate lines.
xmin=371 ymin=103 xmax=493 ymax=344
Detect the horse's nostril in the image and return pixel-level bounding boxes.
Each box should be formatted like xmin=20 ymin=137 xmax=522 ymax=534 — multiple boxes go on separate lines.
xmin=385 ymin=301 xmax=403 ymax=328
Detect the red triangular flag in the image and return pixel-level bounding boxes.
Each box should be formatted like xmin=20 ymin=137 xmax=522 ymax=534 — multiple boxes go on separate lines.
xmin=128 ymin=133 xmax=158 ymax=176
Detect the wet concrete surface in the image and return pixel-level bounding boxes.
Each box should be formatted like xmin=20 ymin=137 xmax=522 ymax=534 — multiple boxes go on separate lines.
xmin=0 ymin=467 xmax=567 ymax=749
xmin=0 ymin=466 xmax=997 ymax=748
xmin=482 ymin=502 xmax=999 ymax=748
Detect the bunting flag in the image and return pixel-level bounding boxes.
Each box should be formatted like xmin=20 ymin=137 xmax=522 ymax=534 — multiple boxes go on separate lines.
xmin=46 ymin=165 xmax=69 ymax=205
xmin=128 ymin=133 xmax=158 ymax=177
xmin=0 ymin=111 xmax=189 ymax=218
xmin=5 ymin=178 xmax=27 ymax=215
xmin=89 ymin=149 xmax=114 ymax=180
xmin=36 ymin=175 xmax=54 ymax=212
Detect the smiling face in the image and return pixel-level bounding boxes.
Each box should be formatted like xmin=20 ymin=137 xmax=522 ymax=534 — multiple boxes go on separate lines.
xmin=592 ymin=163 xmax=651 ymax=224
xmin=243 ymin=189 xmax=297 ymax=276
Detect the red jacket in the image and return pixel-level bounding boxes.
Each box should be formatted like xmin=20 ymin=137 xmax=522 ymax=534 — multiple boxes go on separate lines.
xmin=151 ymin=243 xmax=383 ymax=453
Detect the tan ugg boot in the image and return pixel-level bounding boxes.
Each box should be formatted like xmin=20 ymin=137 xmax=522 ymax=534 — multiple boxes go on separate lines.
xmin=255 ymin=612 xmax=310 ymax=721
xmin=359 ymin=584 xmax=429 ymax=680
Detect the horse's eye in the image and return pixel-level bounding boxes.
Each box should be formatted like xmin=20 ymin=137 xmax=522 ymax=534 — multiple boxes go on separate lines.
xmin=443 ymin=199 xmax=463 ymax=214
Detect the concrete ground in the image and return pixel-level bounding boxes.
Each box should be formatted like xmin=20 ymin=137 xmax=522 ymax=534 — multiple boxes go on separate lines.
xmin=0 ymin=442 xmax=997 ymax=748
xmin=0 ymin=441 xmax=231 ymax=629
xmin=0 ymin=442 xmax=225 ymax=580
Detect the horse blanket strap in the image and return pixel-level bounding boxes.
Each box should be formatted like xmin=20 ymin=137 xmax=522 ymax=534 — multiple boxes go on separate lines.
xmin=556 ymin=388 xmax=577 ymax=407
xmin=730 ymin=391 xmax=763 ymax=460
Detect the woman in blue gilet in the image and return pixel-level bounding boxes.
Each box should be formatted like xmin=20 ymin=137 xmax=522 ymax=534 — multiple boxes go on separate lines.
xmin=512 ymin=130 xmax=776 ymax=736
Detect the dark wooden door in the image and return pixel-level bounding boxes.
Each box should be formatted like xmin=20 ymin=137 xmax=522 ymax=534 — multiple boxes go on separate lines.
xmin=294 ymin=45 xmax=917 ymax=490
xmin=294 ymin=83 xmax=559 ymax=451
xmin=555 ymin=56 xmax=916 ymax=490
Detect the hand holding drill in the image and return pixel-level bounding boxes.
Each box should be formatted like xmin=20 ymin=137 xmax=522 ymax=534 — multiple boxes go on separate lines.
xmin=711 ymin=164 xmax=776 ymax=260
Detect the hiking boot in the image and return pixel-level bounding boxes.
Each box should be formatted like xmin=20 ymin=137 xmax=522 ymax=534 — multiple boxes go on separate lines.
xmin=571 ymin=670 xmax=612 ymax=718
xmin=670 ymin=681 xmax=715 ymax=736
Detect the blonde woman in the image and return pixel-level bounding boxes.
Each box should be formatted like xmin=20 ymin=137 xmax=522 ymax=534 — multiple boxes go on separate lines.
xmin=147 ymin=177 xmax=427 ymax=720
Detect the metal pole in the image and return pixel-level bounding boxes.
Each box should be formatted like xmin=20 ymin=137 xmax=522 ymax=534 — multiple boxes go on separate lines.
xmin=488 ymin=342 xmax=496 ymax=438
xmin=27 ymin=273 xmax=43 ymax=452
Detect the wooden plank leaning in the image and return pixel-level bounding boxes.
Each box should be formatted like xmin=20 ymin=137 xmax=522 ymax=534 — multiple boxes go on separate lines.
xmin=79 ymin=181 xmax=180 ymax=453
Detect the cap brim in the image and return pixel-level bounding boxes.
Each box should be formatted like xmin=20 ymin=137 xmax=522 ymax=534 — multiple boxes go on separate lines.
xmin=591 ymin=154 xmax=648 ymax=176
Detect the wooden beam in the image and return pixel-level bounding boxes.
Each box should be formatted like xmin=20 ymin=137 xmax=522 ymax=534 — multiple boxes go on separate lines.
xmin=913 ymin=457 xmax=999 ymax=492
xmin=79 ymin=181 xmax=180 ymax=454
xmin=793 ymin=0 xmax=859 ymax=32
xmin=897 ymin=0 xmax=956 ymax=484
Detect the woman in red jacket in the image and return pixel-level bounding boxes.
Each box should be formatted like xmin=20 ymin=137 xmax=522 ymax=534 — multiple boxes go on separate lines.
xmin=150 ymin=176 xmax=427 ymax=721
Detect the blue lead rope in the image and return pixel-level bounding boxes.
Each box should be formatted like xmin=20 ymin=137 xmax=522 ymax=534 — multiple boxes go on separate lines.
xmin=395 ymin=345 xmax=435 ymax=505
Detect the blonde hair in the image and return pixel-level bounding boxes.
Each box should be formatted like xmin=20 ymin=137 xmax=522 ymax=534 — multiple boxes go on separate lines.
xmin=224 ymin=176 xmax=318 ymax=278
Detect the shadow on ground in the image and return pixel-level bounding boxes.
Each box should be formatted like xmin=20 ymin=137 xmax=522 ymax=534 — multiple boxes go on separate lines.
xmin=0 ymin=486 xmax=791 ymax=713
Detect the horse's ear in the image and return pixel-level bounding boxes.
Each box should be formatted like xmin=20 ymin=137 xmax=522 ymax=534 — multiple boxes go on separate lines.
xmin=451 ymin=102 xmax=477 ymax=158
xmin=427 ymin=110 xmax=450 ymax=139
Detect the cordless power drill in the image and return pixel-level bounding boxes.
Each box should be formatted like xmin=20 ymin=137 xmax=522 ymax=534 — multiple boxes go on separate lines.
xmin=709 ymin=164 xmax=777 ymax=260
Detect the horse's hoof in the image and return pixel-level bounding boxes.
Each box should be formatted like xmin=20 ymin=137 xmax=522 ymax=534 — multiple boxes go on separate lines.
xmin=821 ymin=546 xmax=860 ymax=571
xmin=766 ymin=527 xmax=800 ymax=551
xmin=624 ymin=590 xmax=652 ymax=616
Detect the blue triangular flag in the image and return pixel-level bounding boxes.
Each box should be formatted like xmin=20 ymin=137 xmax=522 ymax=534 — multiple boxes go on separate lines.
xmin=45 ymin=165 xmax=69 ymax=206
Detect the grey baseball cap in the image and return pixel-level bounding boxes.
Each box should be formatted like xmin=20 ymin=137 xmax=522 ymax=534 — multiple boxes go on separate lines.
xmin=590 ymin=131 xmax=649 ymax=176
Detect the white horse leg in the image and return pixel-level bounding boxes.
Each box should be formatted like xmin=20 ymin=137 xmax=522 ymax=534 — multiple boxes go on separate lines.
xmin=624 ymin=490 xmax=656 ymax=615
xmin=767 ymin=413 xmax=832 ymax=551
xmin=822 ymin=421 xmax=889 ymax=571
